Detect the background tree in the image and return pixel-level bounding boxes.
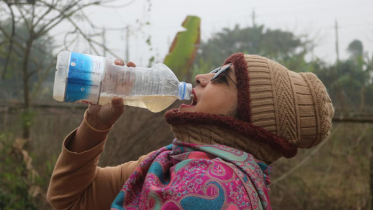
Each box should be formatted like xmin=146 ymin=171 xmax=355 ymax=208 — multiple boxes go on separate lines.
xmin=0 ymin=1 xmax=146 ymax=209
xmin=193 ymin=24 xmax=314 ymax=76
xmin=348 ymin=39 xmax=364 ymax=58
xmin=0 ymin=0 xmax=138 ymax=139
xmin=314 ymin=39 xmax=372 ymax=112
xmin=0 ymin=18 xmax=55 ymax=105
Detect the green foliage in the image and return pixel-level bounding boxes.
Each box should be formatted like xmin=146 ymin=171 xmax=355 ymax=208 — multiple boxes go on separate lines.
xmin=21 ymin=110 xmax=37 ymax=128
xmin=194 ymin=25 xmax=372 ymax=112
xmin=0 ymin=133 xmax=37 ymax=210
xmin=196 ymin=24 xmax=310 ymax=72
xmin=164 ymin=15 xmax=201 ymax=82
xmin=313 ymin=40 xmax=372 ymax=111
xmin=348 ymin=39 xmax=364 ymax=58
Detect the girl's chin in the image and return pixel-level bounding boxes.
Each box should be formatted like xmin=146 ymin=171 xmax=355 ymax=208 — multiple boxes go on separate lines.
xmin=178 ymin=104 xmax=196 ymax=112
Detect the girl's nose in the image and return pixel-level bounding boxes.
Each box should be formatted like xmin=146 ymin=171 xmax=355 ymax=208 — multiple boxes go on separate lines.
xmin=195 ymin=74 xmax=212 ymax=87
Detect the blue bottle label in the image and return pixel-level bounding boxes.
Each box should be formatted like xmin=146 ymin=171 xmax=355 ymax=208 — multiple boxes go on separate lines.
xmin=65 ymin=52 xmax=105 ymax=104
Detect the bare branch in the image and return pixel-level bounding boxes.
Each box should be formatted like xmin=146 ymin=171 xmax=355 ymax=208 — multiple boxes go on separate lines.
xmin=2 ymin=2 xmax=16 ymax=79
xmin=0 ymin=26 xmax=26 ymax=50
xmin=30 ymin=2 xmax=36 ymax=30
xmin=63 ymin=29 xmax=78 ymax=49
xmin=30 ymin=60 xmax=55 ymax=100
xmin=77 ymin=5 xmax=97 ymax=29
xmin=3 ymin=43 xmax=24 ymax=57
xmin=69 ymin=24 xmax=119 ymax=57
xmin=32 ymin=44 xmax=51 ymax=56
xmin=14 ymin=4 xmax=31 ymax=31
xmin=32 ymin=0 xmax=56 ymax=29
xmin=27 ymin=67 xmax=40 ymax=78
xmin=98 ymin=0 xmax=136 ymax=8
xmin=35 ymin=0 xmax=107 ymax=38
xmin=62 ymin=16 xmax=120 ymax=57
xmin=13 ymin=32 xmax=27 ymax=43
xmin=77 ymin=5 xmax=129 ymax=31
xmin=29 ymin=58 xmax=40 ymax=68
xmin=98 ymin=0 xmax=123 ymax=4
xmin=36 ymin=1 xmax=121 ymax=58
xmin=35 ymin=0 xmax=129 ymax=38
xmin=0 ymin=4 xmax=11 ymax=17
xmin=34 ymin=0 xmax=81 ymax=38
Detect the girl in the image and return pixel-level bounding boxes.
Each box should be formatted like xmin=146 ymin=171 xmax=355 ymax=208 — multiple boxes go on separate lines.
xmin=47 ymin=53 xmax=334 ymax=210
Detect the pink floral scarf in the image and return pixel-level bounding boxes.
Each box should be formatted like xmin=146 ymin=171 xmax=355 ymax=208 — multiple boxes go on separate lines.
xmin=111 ymin=139 xmax=272 ymax=210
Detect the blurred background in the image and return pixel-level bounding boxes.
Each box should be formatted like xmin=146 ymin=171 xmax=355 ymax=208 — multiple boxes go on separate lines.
xmin=0 ymin=0 xmax=372 ymax=209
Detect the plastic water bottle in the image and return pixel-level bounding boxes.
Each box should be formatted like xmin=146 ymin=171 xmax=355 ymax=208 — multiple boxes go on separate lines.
xmin=53 ymin=51 xmax=192 ymax=113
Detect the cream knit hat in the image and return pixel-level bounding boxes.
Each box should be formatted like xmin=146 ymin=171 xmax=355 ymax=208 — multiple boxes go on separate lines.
xmin=223 ymin=53 xmax=335 ymax=162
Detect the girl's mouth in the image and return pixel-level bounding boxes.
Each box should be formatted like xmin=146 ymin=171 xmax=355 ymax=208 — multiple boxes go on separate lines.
xmin=191 ymin=90 xmax=197 ymax=105
xmin=179 ymin=89 xmax=197 ymax=109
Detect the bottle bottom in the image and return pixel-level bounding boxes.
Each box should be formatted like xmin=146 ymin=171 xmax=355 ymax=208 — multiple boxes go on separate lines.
xmin=99 ymin=94 xmax=177 ymax=113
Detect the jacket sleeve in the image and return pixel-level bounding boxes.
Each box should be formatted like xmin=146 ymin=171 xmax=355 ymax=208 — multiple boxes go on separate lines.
xmin=46 ymin=129 xmax=151 ymax=210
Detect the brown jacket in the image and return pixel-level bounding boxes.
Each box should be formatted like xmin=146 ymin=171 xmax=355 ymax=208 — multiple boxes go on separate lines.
xmin=47 ymin=130 xmax=151 ymax=210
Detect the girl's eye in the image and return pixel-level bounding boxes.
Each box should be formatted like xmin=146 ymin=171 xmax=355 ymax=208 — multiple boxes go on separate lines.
xmin=212 ymin=73 xmax=229 ymax=85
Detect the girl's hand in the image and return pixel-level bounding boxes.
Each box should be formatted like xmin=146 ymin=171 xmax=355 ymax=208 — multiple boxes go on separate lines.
xmin=85 ymin=59 xmax=137 ymax=130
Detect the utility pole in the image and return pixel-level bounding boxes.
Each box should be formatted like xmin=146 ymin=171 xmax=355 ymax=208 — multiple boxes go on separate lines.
xmin=102 ymin=27 xmax=106 ymax=56
xmin=335 ymin=20 xmax=340 ymax=64
xmin=252 ymin=10 xmax=256 ymax=27
xmin=125 ymin=26 xmax=130 ymax=62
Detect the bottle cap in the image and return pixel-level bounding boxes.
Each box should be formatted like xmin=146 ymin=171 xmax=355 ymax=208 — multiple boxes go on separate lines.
xmin=178 ymin=82 xmax=192 ymax=100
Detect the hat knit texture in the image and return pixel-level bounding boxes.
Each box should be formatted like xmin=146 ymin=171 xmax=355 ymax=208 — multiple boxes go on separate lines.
xmin=165 ymin=53 xmax=334 ymax=163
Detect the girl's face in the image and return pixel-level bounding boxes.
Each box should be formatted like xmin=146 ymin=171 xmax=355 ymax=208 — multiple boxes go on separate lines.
xmin=179 ymin=64 xmax=238 ymax=116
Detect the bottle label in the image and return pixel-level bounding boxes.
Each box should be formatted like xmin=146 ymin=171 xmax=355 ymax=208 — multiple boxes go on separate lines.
xmin=65 ymin=52 xmax=105 ymax=104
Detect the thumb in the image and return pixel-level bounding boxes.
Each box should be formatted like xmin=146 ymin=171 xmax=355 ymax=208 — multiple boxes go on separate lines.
xmin=111 ymin=97 xmax=124 ymax=116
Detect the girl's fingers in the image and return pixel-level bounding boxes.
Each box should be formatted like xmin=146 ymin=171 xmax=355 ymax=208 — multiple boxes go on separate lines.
xmin=127 ymin=61 xmax=136 ymax=67
xmin=114 ymin=59 xmax=125 ymax=66
xmin=113 ymin=59 xmax=135 ymax=67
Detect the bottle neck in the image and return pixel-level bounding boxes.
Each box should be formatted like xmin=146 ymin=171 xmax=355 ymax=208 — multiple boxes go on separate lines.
xmin=177 ymin=82 xmax=192 ymax=100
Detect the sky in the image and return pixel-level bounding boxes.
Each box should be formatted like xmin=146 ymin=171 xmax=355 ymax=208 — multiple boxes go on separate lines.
xmin=53 ymin=0 xmax=373 ymax=67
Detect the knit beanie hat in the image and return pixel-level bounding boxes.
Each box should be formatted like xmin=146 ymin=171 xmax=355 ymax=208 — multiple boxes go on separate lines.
xmin=165 ymin=53 xmax=334 ymax=163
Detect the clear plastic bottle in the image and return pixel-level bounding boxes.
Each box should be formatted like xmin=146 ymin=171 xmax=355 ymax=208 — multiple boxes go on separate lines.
xmin=53 ymin=51 xmax=192 ymax=113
